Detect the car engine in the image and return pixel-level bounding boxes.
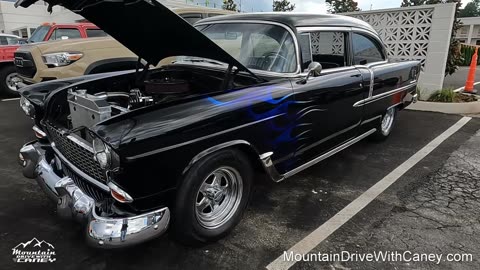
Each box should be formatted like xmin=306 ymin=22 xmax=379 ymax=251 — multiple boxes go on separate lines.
xmin=67 ymin=89 xmax=154 ymax=129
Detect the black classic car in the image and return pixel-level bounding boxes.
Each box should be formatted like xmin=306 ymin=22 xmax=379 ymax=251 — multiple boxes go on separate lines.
xmin=15 ymin=0 xmax=419 ymax=247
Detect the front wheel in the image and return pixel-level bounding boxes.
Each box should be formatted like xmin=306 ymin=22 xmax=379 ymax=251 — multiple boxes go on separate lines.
xmin=370 ymin=106 xmax=397 ymax=141
xmin=173 ymin=149 xmax=253 ymax=245
xmin=0 ymin=65 xmax=21 ymax=97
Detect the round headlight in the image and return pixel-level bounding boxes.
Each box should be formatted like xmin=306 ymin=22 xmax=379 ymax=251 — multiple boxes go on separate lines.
xmin=93 ymin=138 xmax=111 ymax=169
xmin=20 ymin=97 xmax=35 ymax=118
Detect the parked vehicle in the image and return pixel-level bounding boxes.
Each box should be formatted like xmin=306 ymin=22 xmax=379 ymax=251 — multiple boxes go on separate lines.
xmin=0 ymin=34 xmax=22 ymax=96
xmin=14 ymin=7 xmax=234 ymax=88
xmin=16 ymin=0 xmax=420 ymax=248
xmin=0 ymin=23 xmax=103 ymax=97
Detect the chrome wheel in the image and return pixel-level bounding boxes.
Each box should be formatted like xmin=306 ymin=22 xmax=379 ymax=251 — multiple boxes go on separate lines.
xmin=6 ymin=72 xmax=21 ymax=92
xmin=381 ymin=107 xmax=395 ymax=135
xmin=195 ymin=166 xmax=243 ymax=229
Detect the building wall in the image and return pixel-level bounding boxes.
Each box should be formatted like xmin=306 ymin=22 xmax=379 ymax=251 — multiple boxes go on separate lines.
xmin=345 ymin=3 xmax=456 ymax=96
xmin=455 ymin=17 xmax=480 ymax=45
xmin=0 ymin=1 xmax=84 ymax=37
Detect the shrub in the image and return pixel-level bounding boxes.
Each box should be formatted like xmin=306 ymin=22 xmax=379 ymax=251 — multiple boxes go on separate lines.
xmin=428 ymin=88 xmax=456 ymax=102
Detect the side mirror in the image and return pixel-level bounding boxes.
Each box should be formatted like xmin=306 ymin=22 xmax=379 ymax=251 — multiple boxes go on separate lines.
xmin=300 ymin=62 xmax=322 ymax=84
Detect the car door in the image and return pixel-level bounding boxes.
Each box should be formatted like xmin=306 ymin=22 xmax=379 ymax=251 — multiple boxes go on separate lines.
xmin=291 ymin=29 xmax=367 ymax=166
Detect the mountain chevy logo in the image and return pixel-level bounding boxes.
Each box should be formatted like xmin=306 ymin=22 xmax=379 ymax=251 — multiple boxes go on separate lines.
xmin=11 ymin=238 xmax=56 ymax=263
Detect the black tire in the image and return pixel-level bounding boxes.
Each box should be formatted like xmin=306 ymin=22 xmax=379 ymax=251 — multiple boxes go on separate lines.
xmin=0 ymin=65 xmax=20 ymax=97
xmin=370 ymin=106 xmax=397 ymax=142
xmin=173 ymin=148 xmax=253 ymax=245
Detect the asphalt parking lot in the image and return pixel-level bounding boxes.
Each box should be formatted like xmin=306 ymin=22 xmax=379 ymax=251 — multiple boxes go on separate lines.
xmin=0 ymin=98 xmax=479 ymax=270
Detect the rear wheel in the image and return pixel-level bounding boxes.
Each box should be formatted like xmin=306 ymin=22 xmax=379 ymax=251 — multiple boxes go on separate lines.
xmin=173 ymin=149 xmax=253 ymax=245
xmin=0 ymin=65 xmax=21 ymax=97
xmin=370 ymin=106 xmax=397 ymax=141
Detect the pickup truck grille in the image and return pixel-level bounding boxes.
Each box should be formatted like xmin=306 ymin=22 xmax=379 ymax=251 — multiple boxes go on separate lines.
xmin=46 ymin=125 xmax=107 ymax=183
xmin=63 ymin=164 xmax=109 ymax=201
xmin=14 ymin=51 xmax=36 ymax=78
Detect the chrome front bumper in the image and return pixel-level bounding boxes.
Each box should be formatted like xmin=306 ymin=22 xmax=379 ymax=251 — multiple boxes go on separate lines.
xmin=19 ymin=141 xmax=170 ymax=248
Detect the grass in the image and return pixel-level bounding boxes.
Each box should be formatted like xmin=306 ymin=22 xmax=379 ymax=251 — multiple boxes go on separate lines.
xmin=428 ymin=88 xmax=456 ymax=102
xmin=427 ymin=88 xmax=478 ymax=103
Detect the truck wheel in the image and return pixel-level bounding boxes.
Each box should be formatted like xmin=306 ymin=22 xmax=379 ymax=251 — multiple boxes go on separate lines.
xmin=0 ymin=65 xmax=20 ymax=97
xmin=173 ymin=149 xmax=253 ymax=245
xmin=370 ymin=107 xmax=397 ymax=141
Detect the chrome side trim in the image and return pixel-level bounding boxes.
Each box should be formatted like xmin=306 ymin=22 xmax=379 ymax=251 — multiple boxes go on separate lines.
xmin=127 ymin=114 xmax=284 ymax=160
xmin=183 ymin=140 xmax=253 ymax=174
xmin=195 ymin=20 xmax=301 ymax=77
xmin=354 ymin=65 xmax=375 ymax=97
xmin=353 ymin=83 xmax=416 ymax=107
xmin=259 ymin=152 xmax=283 ymax=182
xmin=361 ymin=115 xmax=382 ymax=125
xmin=296 ymin=120 xmax=361 ymax=156
xmin=282 ymin=128 xmax=376 ymax=179
xmin=52 ymin=145 xmax=109 ymax=191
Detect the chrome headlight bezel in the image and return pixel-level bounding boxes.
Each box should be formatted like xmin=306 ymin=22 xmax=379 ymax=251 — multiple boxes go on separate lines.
xmin=92 ymin=138 xmax=112 ymax=170
xmin=20 ymin=96 xmax=35 ymax=118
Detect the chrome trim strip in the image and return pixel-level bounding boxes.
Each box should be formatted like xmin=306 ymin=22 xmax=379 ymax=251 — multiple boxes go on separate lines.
xmin=296 ymin=26 xmax=353 ymax=33
xmin=32 ymin=125 xmax=47 ymax=137
xmin=183 ymin=140 xmax=253 ymax=174
xmin=259 ymin=152 xmax=283 ymax=182
xmin=353 ymin=82 xmax=416 ymax=107
xmin=283 ymin=128 xmax=377 ymax=179
xmin=195 ymin=20 xmax=302 ymax=77
xmin=361 ymin=115 xmax=382 ymax=125
xmin=127 ymin=113 xmax=285 ymax=160
xmin=52 ymin=145 xmax=109 ymax=191
xmin=296 ymin=120 xmax=361 ymax=156
xmin=67 ymin=134 xmax=94 ymax=153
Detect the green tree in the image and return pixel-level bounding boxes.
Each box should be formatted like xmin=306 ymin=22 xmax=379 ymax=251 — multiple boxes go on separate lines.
xmin=459 ymin=0 xmax=480 ymax=17
xmin=326 ymin=0 xmax=360 ymax=13
xmin=273 ymin=0 xmax=295 ymax=12
xmin=222 ymin=0 xmax=237 ymax=11
xmin=401 ymin=0 xmax=463 ymax=76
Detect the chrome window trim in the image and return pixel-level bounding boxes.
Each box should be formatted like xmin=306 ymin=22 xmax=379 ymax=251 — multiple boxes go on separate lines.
xmin=195 ymin=20 xmax=302 ymax=77
xmin=52 ymin=144 xmax=110 ymax=191
xmin=353 ymin=82 xmax=416 ymax=107
xmin=296 ymin=26 xmax=353 ymax=33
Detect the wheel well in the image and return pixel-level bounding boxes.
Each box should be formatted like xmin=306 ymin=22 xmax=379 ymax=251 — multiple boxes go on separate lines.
xmin=231 ymin=144 xmax=265 ymax=173
xmin=0 ymin=62 xmax=13 ymax=70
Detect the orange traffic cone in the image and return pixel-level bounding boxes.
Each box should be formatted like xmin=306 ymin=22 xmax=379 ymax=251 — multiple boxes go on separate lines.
xmin=464 ymin=47 xmax=478 ymax=94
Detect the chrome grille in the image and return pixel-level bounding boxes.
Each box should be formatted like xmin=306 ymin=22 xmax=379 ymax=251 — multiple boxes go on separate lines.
xmin=63 ymin=164 xmax=109 ymax=201
xmin=47 ymin=125 xmax=106 ymax=183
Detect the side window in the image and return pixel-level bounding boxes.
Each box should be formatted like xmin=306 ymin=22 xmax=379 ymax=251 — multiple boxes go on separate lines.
xmin=86 ymin=29 xmax=108 ymax=38
xmin=0 ymin=37 xmax=7 ymax=45
xmin=303 ymin=31 xmax=347 ymax=70
xmin=6 ymin=37 xmax=19 ymax=45
xmin=48 ymin=28 xmax=81 ymax=41
xmin=352 ymin=33 xmax=384 ymax=65
xmin=181 ymin=13 xmax=203 ymax=25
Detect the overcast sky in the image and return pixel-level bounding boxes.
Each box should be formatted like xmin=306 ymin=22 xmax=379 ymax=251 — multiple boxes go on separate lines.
xmin=191 ymin=0 xmax=472 ymax=13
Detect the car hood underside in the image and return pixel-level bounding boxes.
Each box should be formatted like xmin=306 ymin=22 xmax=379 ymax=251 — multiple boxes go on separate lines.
xmin=15 ymin=0 xmax=250 ymax=73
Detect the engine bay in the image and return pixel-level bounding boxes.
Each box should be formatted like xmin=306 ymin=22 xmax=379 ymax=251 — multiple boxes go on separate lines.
xmin=54 ymin=66 xmax=258 ymax=130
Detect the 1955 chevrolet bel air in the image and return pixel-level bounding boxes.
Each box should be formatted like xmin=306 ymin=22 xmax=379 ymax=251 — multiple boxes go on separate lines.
xmin=15 ymin=0 xmax=419 ymax=247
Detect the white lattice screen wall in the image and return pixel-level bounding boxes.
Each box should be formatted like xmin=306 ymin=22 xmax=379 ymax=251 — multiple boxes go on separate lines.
xmin=345 ymin=3 xmax=457 ymax=96
xmin=348 ymin=8 xmax=433 ymax=67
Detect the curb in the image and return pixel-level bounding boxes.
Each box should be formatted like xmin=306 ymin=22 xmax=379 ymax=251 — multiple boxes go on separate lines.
xmin=406 ymin=100 xmax=480 ymax=114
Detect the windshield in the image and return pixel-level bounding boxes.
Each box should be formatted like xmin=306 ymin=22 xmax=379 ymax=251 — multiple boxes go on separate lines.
xmin=28 ymin=26 xmax=51 ymax=43
xmin=195 ymin=23 xmax=297 ymax=73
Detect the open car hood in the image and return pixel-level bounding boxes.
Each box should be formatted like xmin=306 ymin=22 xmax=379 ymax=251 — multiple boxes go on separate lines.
xmin=15 ymin=0 xmax=251 ymax=73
